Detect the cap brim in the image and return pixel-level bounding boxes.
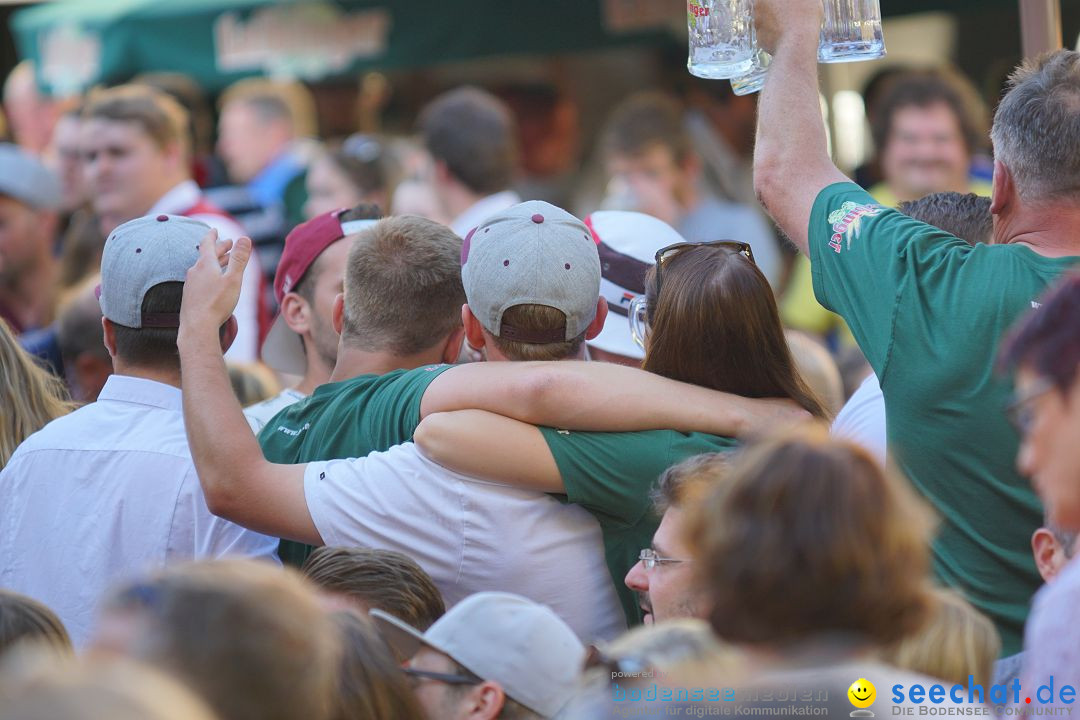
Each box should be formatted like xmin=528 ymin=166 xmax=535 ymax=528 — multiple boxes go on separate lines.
xmin=588 ymin=310 xmax=644 ymax=360
xmin=370 ymin=609 xmax=429 ymax=661
xmin=260 ymin=313 xmax=307 ymax=375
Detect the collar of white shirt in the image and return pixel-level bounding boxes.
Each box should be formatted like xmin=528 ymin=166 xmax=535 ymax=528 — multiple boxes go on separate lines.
xmin=98 ymin=374 xmax=183 ymax=413
xmin=450 ymin=190 xmax=522 ymax=237
xmin=148 ymin=180 xmax=203 ymax=217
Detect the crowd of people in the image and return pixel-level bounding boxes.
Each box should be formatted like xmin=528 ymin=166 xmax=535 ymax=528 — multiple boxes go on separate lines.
xmin=1 ymin=0 xmax=1079 ymax=717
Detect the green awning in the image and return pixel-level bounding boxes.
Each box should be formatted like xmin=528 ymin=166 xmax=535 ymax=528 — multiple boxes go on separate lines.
xmin=12 ymin=0 xmax=1026 ymax=96
xmin=12 ymin=0 xmax=681 ymax=95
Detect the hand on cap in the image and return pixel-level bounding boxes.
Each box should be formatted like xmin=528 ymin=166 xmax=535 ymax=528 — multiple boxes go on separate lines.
xmin=754 ymin=0 xmax=822 ymax=55
xmin=180 ymin=228 xmax=251 ymax=336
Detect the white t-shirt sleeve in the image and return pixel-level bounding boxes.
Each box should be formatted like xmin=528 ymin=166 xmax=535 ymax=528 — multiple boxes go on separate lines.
xmin=303 ymin=446 xmax=465 ymax=582
xmin=831 ymin=372 xmax=887 ymax=465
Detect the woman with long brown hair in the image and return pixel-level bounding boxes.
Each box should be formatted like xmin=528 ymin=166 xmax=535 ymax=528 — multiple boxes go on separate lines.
xmin=414 ymin=239 xmax=826 ymax=626
xmin=0 ymin=319 xmax=74 ymax=468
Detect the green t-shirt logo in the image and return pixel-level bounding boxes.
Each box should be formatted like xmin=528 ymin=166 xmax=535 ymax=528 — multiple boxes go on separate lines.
xmin=828 ymin=201 xmax=883 ymax=254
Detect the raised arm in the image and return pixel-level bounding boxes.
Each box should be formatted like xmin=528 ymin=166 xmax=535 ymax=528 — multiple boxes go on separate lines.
xmin=414 ymin=410 xmax=564 ymax=492
xmin=752 ymin=0 xmax=849 ymax=254
xmin=176 ymin=231 xmax=320 ymax=545
xmin=419 ymin=360 xmax=810 ymax=438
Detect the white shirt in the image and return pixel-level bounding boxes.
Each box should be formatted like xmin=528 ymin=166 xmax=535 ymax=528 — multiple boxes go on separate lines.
xmin=1022 ymin=556 xmax=1080 ymax=704
xmin=150 ymin=181 xmax=263 ymax=363
xmin=305 ymin=443 xmax=627 ymax=643
xmin=244 ymin=388 xmax=307 ymax=433
xmin=831 ymin=372 xmax=887 ymax=465
xmin=450 ymin=190 xmax=522 ymax=237
xmin=0 ymin=375 xmax=279 ymax=647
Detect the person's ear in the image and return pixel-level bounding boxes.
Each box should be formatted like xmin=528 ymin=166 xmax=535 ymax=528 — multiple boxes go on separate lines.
xmin=101 ymin=317 xmax=118 ymax=359
xmin=990 ymin=159 xmax=1014 ymax=217
xmin=585 ymin=297 xmax=608 ymax=341
xmin=219 ymin=315 xmax=238 ymax=353
xmin=441 ymin=326 xmax=466 ymax=364
xmin=462 ymin=304 xmax=487 ymax=350
xmin=462 ymin=681 xmax=506 ymax=720
xmin=1032 ymin=528 xmax=1066 ymax=583
xmin=332 ymin=293 xmax=345 ymax=335
xmin=280 ymin=292 xmax=311 ymax=335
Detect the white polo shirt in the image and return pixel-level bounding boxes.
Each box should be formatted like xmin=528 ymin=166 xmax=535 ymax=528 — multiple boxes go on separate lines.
xmin=305 ymin=443 xmax=627 ymax=643
xmin=0 ymin=374 xmax=279 ymax=647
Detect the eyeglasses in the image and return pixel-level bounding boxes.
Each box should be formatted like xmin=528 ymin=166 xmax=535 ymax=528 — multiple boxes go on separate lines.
xmin=583 ymin=645 xmax=652 ymax=677
xmin=638 ymin=548 xmax=692 ymax=570
xmin=654 ymin=240 xmax=755 ymax=298
xmin=1006 ymin=375 xmax=1057 ymax=435
xmin=401 ymin=667 xmax=483 ymax=687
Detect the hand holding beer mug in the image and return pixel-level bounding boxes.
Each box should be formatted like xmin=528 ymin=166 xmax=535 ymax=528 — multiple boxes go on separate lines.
xmin=724 ymin=0 xmax=885 ymax=94
xmin=687 ymin=0 xmax=756 ymax=80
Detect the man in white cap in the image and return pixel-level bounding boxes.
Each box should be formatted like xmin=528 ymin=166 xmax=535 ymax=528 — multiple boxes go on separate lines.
xmin=0 ymin=142 xmax=62 ymax=334
xmin=243 ymin=204 xmax=381 ymax=433
xmin=583 ymin=210 xmax=687 ymax=367
xmin=372 ymin=592 xmax=585 ymax=719
xmin=0 ymin=214 xmax=277 ymax=648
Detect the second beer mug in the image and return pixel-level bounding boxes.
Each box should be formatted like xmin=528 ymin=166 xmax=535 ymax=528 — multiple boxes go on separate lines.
xmin=819 ymin=0 xmax=886 ymax=63
xmin=687 ymin=0 xmax=755 ymax=80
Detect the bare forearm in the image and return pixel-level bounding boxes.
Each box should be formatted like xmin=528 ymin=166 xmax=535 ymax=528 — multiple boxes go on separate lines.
xmin=177 ymin=328 xmax=266 ymax=513
xmin=753 ymin=26 xmax=846 ymax=253
xmin=423 ymin=361 xmax=759 ymax=436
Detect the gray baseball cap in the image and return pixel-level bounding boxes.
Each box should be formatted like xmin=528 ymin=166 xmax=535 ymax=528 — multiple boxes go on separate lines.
xmin=461 ymin=200 xmax=600 ymax=344
xmin=0 ymin=143 xmax=61 ymax=210
xmin=371 ymin=592 xmax=585 ymax=718
xmin=99 ymin=214 xmax=210 ymax=328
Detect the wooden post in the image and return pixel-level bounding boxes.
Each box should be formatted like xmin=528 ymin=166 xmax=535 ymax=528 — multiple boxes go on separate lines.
xmin=1019 ymin=0 xmax=1063 ymax=59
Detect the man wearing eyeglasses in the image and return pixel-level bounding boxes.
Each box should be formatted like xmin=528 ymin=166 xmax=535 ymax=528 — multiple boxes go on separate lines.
xmin=624 ymin=454 xmax=725 ymax=625
xmin=753 ymin=0 xmax=1080 ymax=654
xmin=998 ymin=274 xmax=1080 ymax=696
xmin=372 ymin=592 xmax=584 ymax=720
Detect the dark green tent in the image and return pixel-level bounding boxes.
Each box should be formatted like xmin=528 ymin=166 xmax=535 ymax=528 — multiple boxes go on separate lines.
xmin=10 ymin=0 xmax=1026 ymax=95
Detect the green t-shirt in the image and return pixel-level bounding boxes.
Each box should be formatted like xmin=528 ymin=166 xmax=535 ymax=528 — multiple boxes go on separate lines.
xmin=539 ymin=427 xmax=737 ymax=626
xmin=809 ymin=182 xmax=1080 ymax=655
xmin=258 ymin=364 xmax=452 ymax=566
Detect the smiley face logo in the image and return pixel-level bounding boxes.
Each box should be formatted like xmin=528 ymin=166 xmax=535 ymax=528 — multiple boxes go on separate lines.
xmin=848 ymin=678 xmax=876 ymax=713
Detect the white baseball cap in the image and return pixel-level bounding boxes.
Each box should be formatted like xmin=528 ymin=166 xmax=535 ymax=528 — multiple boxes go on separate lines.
xmin=371 ymin=592 xmax=585 ymax=718
xmin=584 ymin=211 xmax=687 ymax=360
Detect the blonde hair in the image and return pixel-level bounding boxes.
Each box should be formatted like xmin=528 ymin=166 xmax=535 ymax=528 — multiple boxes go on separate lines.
xmin=0 ymin=320 xmax=75 ymax=468
xmin=882 ymin=587 xmax=1001 ymax=688
xmin=0 ymin=657 xmax=219 ymax=720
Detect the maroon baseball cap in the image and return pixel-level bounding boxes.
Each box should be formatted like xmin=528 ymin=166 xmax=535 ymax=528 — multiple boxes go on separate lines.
xmin=261 ymin=209 xmax=379 ymax=374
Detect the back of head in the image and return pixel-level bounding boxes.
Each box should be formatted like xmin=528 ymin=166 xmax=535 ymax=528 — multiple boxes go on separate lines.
xmin=82 ymin=84 xmax=190 ymax=159
xmin=329 ymin=610 xmax=426 ymax=720
xmin=685 ymin=424 xmax=935 ymax=648
xmin=991 ymin=50 xmax=1080 ymax=201
xmin=882 ymin=587 xmax=1000 ymax=688
xmin=342 ymin=215 xmax=465 ymax=355
xmin=0 ymin=659 xmax=219 ymax=720
xmin=0 ymin=589 xmax=71 ymax=658
xmin=419 ymin=86 xmax=518 ymax=195
xmin=57 ymin=276 xmax=108 ymax=369
xmin=785 ymin=331 xmax=844 ymax=415
xmin=0 ymin=319 xmax=73 ymax=467
xmin=100 ymin=559 xmax=339 ymax=720
xmin=302 ymin=546 xmax=445 ymax=631
xmin=642 ymin=245 xmax=827 ymax=419
xmin=462 ymin=201 xmax=601 ymax=362
xmin=896 ymin=192 xmax=993 ymax=245
xmin=602 ymin=91 xmax=691 ymax=163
